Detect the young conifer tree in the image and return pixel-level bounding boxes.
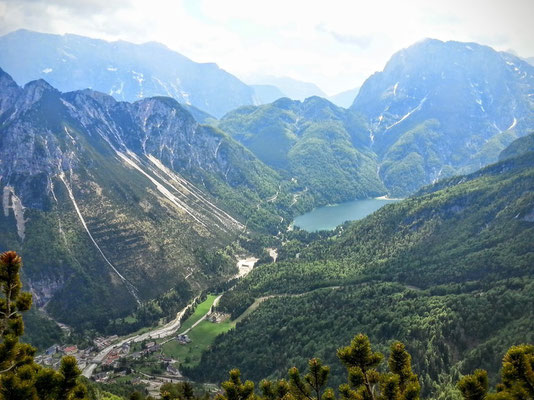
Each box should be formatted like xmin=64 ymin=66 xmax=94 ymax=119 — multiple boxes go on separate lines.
xmin=337 ymin=334 xmax=420 ymax=400
xmin=218 ymin=334 xmax=419 ymax=400
xmin=458 ymin=344 xmax=534 ymax=400
xmin=0 ymin=251 xmax=87 ymax=400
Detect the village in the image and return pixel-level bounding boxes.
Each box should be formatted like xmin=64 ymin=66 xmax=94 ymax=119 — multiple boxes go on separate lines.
xmin=35 ymin=294 xmax=232 ymax=395
xmin=35 ymin=332 xmax=193 ymax=383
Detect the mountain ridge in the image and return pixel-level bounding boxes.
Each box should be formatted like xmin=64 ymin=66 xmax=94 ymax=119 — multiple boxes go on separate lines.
xmin=0 ymin=29 xmax=255 ymax=118
xmin=350 ymin=38 xmax=534 ymax=195
xmin=0 ymin=67 xmax=286 ymax=329
xmin=209 ymin=39 xmax=534 ymax=200
xmin=218 ymin=96 xmax=386 ymax=205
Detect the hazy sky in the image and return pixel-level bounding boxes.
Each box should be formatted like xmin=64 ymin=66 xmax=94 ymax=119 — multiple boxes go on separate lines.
xmin=1 ymin=0 xmax=533 ymax=95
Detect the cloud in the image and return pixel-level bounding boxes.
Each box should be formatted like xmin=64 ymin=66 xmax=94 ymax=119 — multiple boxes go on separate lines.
xmin=0 ymin=0 xmax=533 ymax=94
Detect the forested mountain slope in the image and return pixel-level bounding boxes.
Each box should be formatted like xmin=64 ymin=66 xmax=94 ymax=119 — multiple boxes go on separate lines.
xmin=0 ymin=29 xmax=255 ymax=118
xmin=351 ymin=39 xmax=534 ymax=196
xmin=219 ymin=97 xmax=386 ymax=204
xmin=0 ymin=67 xmax=287 ymax=330
xmin=187 ymin=146 xmax=534 ymax=397
xmin=217 ymin=40 xmax=534 ymax=202
xmin=498 ymin=132 xmax=534 ymax=161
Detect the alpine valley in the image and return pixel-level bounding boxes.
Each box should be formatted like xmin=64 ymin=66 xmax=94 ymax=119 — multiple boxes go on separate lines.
xmin=0 ymin=28 xmax=533 ymax=400
xmin=0 ymin=66 xmax=294 ymax=332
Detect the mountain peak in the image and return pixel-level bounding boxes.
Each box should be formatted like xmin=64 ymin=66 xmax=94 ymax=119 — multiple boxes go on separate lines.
xmin=350 ymin=38 xmax=534 ymax=196
xmin=0 ymin=66 xmax=16 ymax=84
xmin=302 ymin=95 xmax=336 ymax=107
xmin=73 ymin=88 xmax=118 ymax=106
xmin=22 ymin=79 xmax=59 ymax=104
xmin=272 ymin=97 xmax=297 ymax=110
xmin=24 ymin=78 xmax=56 ymax=91
xmin=136 ymin=95 xmax=197 ymax=125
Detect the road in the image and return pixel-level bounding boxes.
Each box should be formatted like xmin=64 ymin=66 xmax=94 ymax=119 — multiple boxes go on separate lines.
xmin=83 ymin=257 xmax=256 ymax=379
xmin=160 ymin=294 xmax=222 ymax=346
xmin=82 ymin=295 xmax=201 ymax=378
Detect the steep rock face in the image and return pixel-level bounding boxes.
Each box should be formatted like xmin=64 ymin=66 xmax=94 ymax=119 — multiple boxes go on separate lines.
xmin=351 ymin=39 xmax=534 ymax=196
xmin=0 ymin=29 xmax=255 ymax=118
xmin=0 ymin=69 xmax=280 ymax=328
xmin=0 ymin=67 xmax=22 ymax=115
xmin=219 ymin=97 xmax=386 ymax=205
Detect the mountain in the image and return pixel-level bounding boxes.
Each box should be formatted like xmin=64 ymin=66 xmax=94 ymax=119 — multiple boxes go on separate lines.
xmin=251 ymin=84 xmax=287 ymax=105
xmin=328 ymin=87 xmax=360 ymax=108
xmin=0 ymin=68 xmax=285 ymax=330
xmin=0 ymin=29 xmax=255 ymax=118
xmin=249 ymin=76 xmax=326 ymax=101
xmin=218 ymin=97 xmax=386 ymax=205
xmin=222 ymin=40 xmax=534 ymax=200
xmin=182 ymin=104 xmax=217 ymax=124
xmin=499 ymin=132 xmax=534 ymax=161
xmin=186 ymin=143 xmax=534 ymax=397
xmin=351 ymin=38 xmax=534 ymax=196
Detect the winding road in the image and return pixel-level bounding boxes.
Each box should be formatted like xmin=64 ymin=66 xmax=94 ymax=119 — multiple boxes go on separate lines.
xmin=82 ymin=296 xmax=198 ymax=378
xmin=82 ymin=257 xmax=256 ymax=378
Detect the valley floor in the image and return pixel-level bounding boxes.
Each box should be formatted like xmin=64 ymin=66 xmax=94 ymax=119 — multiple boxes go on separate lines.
xmin=74 ymin=256 xmax=259 ymax=385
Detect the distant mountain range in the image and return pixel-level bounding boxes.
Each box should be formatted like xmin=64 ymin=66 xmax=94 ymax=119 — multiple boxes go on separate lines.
xmin=0 ymin=29 xmax=255 ymax=118
xmin=0 ymin=29 xmax=358 ymax=117
xmin=328 ymin=87 xmax=360 ymax=108
xmin=248 ymin=76 xmax=327 ymax=101
xmin=251 ymin=83 xmax=359 ymax=109
xmin=250 ymin=84 xmax=287 ymax=105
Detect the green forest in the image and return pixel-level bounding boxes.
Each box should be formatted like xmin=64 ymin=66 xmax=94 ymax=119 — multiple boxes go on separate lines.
xmin=1 ymin=249 xmax=532 ymax=400
xmin=184 ymin=151 xmax=534 ymax=398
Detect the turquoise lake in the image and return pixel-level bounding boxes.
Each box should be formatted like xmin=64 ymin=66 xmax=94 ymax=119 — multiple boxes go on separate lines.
xmin=293 ymin=198 xmax=400 ymax=232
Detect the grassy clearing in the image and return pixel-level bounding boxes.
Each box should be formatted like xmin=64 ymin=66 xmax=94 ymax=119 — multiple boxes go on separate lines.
xmin=162 ymin=320 xmax=234 ymax=368
xmin=179 ymin=295 xmax=218 ymax=333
